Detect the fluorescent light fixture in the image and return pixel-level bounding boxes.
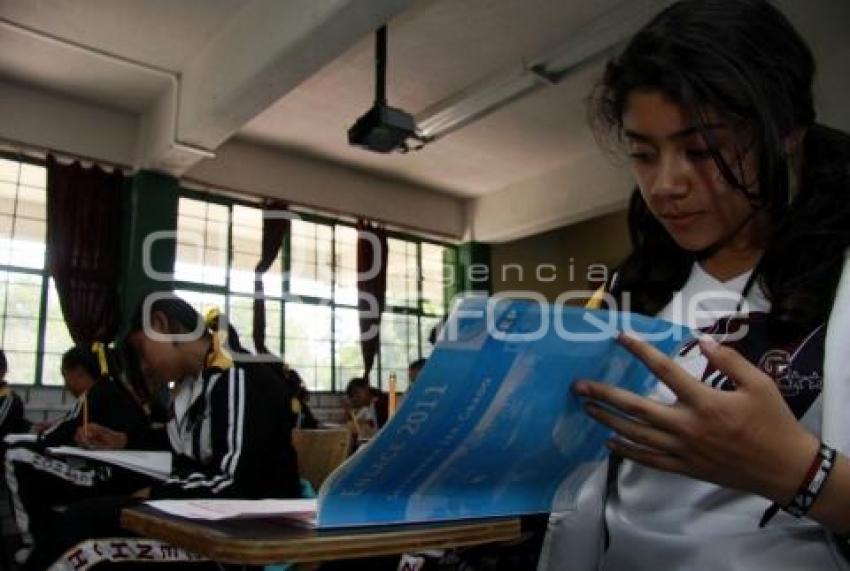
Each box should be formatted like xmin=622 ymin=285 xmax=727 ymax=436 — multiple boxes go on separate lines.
xmin=416 ymin=68 xmax=544 ymax=139
xmin=415 ymin=0 xmax=675 ymax=142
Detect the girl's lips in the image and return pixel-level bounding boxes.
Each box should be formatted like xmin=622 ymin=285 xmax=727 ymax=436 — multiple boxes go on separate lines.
xmin=662 ymin=212 xmax=703 ymax=229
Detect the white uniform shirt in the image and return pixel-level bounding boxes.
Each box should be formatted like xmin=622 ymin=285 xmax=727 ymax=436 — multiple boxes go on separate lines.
xmin=601 ymin=263 xmax=844 ymax=571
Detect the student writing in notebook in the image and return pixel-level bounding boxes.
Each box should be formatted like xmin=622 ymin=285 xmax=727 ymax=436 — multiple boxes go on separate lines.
xmin=25 ymin=293 xmax=302 ymax=570
xmin=5 ymin=345 xmax=151 ymax=567
xmin=539 ymin=1 xmax=850 ymax=570
xmin=34 ymin=346 xmax=149 ymax=447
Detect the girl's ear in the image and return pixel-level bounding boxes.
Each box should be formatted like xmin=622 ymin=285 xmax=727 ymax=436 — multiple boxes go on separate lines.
xmin=150 ymin=311 xmax=170 ymax=335
xmin=783 ymin=127 xmax=807 ymax=156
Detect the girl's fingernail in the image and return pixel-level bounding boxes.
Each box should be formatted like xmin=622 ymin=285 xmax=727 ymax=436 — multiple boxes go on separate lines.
xmin=573 ymin=382 xmax=589 ymax=395
xmin=698 ymin=334 xmax=720 ymax=354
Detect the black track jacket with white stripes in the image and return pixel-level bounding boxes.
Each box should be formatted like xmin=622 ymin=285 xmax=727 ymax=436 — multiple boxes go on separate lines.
xmin=39 ymin=379 xmax=148 ymax=448
xmin=0 ymin=386 xmax=28 ymax=438
xmin=149 ymin=361 xmax=302 ymax=500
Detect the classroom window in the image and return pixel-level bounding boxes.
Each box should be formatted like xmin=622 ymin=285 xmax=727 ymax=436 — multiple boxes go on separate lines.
xmin=175 ymin=198 xmax=228 ymax=286
xmin=290 ymin=220 xmax=332 ymax=300
xmin=386 ymin=238 xmax=418 ymax=309
xmin=0 ymin=156 xmax=73 ymax=385
xmin=284 ymin=302 xmax=332 ymax=390
xmin=174 ymin=193 xmax=456 ymax=392
xmin=42 ymin=279 xmax=74 ymax=386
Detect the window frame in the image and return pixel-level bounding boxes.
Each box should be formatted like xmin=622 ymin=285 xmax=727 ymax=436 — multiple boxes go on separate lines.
xmin=0 ymin=151 xmax=55 ymax=386
xmin=0 ymin=156 xmax=458 ymax=389
xmin=175 ymin=187 xmax=458 ymax=392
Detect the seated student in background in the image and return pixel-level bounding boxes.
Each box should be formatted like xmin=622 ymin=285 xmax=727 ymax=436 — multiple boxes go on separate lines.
xmin=24 ymin=294 xmax=302 ymax=570
xmin=344 ymin=377 xmax=389 ymax=440
xmin=33 ymin=346 xmax=149 ymax=447
xmin=86 ymin=294 xmax=303 ymax=499
xmin=0 ymin=349 xmax=29 ymax=441
xmin=5 ymin=345 xmax=151 ymax=567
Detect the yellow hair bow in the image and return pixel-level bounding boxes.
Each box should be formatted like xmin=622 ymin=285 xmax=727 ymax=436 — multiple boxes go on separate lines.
xmin=204 ymin=307 xmax=222 ymax=329
xmin=91 ymin=342 xmax=109 ymax=377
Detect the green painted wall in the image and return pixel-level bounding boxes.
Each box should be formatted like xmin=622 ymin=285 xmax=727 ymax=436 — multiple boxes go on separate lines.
xmin=119 ymin=170 xmax=179 ymax=331
xmin=456 ymin=241 xmax=492 ymax=295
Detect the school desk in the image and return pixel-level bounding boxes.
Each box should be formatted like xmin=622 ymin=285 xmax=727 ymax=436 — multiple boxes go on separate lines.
xmin=121 ymin=505 xmax=522 ymax=565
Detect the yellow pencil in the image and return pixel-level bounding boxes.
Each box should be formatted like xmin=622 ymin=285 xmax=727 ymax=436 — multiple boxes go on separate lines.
xmin=388 ymin=373 xmax=397 ymax=417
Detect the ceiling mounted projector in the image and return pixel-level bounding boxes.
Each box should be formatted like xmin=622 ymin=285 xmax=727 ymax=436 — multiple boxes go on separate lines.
xmin=348 ymin=25 xmax=423 ymax=153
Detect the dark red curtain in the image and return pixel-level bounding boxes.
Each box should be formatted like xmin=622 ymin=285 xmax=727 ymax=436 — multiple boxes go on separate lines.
xmin=253 ymin=200 xmax=289 ymax=354
xmin=46 ymin=155 xmax=124 ymax=346
xmin=356 ymin=220 xmax=388 ymax=379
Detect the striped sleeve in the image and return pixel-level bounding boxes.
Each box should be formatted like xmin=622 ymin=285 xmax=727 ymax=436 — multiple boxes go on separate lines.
xmin=38 ymin=398 xmax=82 ymax=447
xmin=0 ymin=394 xmax=14 ymax=427
xmin=150 ymin=368 xmax=248 ymax=499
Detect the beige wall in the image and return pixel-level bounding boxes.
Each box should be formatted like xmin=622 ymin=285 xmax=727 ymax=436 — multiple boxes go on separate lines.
xmin=186 ymin=139 xmax=467 ymax=239
xmin=490 ymin=209 xmax=630 ymax=303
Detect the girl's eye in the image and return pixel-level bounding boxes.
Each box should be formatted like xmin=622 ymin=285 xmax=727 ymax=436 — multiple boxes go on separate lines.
xmin=628 ymin=152 xmax=656 ymax=164
xmin=686 ymin=148 xmax=713 ymax=161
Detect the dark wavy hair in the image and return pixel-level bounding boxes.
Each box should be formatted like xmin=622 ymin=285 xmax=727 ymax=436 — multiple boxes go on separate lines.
xmin=61 ymin=346 xmax=103 ymax=380
xmin=592 ymin=0 xmax=850 ymax=340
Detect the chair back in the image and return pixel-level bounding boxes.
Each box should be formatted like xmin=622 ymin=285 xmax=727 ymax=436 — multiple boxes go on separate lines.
xmin=291 ymin=428 xmax=351 ymax=491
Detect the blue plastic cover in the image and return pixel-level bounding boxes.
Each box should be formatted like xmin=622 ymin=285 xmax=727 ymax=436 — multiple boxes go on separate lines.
xmin=318 ymin=295 xmax=692 ymax=527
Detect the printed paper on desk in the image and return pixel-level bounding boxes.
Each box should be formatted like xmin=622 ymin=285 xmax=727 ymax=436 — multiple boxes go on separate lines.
xmin=147 ymin=498 xmax=317 ymax=523
xmin=48 ymin=447 xmax=172 ymax=481
xmin=317 ymin=295 xmax=692 ymax=527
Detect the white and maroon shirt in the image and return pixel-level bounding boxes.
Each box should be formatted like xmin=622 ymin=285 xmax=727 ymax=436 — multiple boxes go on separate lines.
xmin=538 ymin=258 xmax=850 ymax=571
xmin=601 ymin=263 xmax=840 ymax=571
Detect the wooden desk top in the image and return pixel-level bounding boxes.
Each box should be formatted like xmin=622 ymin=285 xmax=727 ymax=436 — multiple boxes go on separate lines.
xmin=121 ymin=505 xmax=522 ymax=565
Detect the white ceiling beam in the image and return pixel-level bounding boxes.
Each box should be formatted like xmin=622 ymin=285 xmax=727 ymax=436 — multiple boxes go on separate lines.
xmin=185 ymin=139 xmax=466 ymax=239
xmin=173 ymin=0 xmax=415 ymax=157
xmin=0 ymin=80 xmax=138 ymax=168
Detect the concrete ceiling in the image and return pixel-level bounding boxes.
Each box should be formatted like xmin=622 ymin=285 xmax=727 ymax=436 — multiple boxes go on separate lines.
xmin=238 ymin=0 xmax=626 ymax=197
xmin=1 ymin=0 xmax=849 ymax=242
xmin=0 ymin=0 xmax=244 ymax=71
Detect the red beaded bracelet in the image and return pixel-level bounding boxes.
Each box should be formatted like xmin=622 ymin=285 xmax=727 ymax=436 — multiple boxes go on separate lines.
xmin=759 ymin=442 xmax=837 ymax=527
xmin=785 ymin=442 xmax=837 ymax=518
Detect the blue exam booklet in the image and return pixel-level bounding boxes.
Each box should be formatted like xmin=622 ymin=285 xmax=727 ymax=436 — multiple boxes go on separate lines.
xmin=318 ymin=295 xmax=692 ymax=528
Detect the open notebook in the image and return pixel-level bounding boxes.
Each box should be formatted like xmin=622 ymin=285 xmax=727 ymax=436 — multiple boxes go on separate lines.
xmin=47 ymin=448 xmax=317 ymax=524
xmin=146 ymin=498 xmax=317 ymax=525
xmin=48 ymin=447 xmax=172 ymax=482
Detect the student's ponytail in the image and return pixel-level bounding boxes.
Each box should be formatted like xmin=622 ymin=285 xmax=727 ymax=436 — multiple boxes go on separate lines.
xmin=204 ymin=308 xmax=250 ymax=356
xmin=757 ymin=124 xmax=850 ymax=339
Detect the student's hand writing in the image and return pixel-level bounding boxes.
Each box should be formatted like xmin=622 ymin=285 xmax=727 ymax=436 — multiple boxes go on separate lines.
xmin=573 ymin=333 xmax=820 ymax=506
xmin=74 ymin=423 xmax=128 ymax=450
xmin=33 ymin=421 xmax=54 ymax=434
